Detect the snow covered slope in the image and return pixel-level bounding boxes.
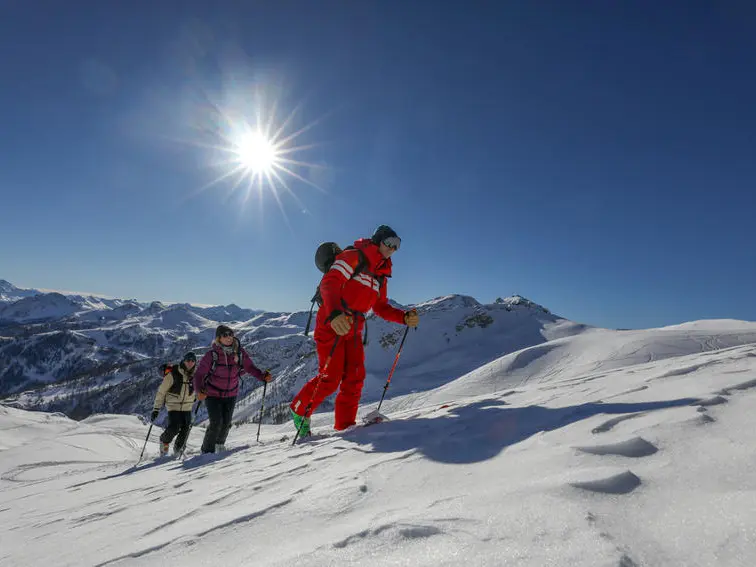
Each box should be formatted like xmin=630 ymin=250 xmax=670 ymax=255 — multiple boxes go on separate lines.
xmin=0 ymin=292 xmax=81 ymax=322
xmin=388 ymin=319 xmax=756 ymax=410
xmin=2 ymin=322 xmax=756 ymax=566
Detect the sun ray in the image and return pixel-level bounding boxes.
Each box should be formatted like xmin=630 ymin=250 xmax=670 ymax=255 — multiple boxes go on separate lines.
xmin=156 ymin=133 xmax=235 ymax=155
xmin=268 ymin=101 xmax=302 ymax=143
xmin=265 ymin=94 xmax=282 ymax=140
xmin=241 ymin=172 xmax=258 ymax=211
xmin=266 ymin=173 xmax=293 ymax=232
xmin=273 ymin=110 xmax=334 ymax=148
xmin=275 ymin=142 xmax=324 ymax=156
xmin=270 ymin=167 xmax=309 ymax=212
xmin=221 ymin=168 xmax=249 ymax=205
xmin=178 ymin=163 xmax=248 ymax=204
xmin=272 ymin=160 xmax=327 ymax=193
xmin=275 ymin=156 xmax=329 ymax=169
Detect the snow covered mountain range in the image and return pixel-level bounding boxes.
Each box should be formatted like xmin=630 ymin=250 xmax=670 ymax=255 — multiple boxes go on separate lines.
xmin=0 ymin=278 xmax=576 ymax=427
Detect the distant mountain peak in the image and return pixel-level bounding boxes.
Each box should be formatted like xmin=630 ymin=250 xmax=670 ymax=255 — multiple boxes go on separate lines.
xmin=146 ymin=301 xmax=166 ymax=314
xmin=0 ymin=279 xmax=42 ymax=305
xmin=494 ymin=295 xmax=549 ymax=312
xmin=417 ymin=294 xmax=481 ymax=311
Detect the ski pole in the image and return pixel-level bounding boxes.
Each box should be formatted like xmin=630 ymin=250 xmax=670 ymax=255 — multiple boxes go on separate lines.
xmin=376 ymin=326 xmax=410 ymax=414
xmin=292 ymin=337 xmax=340 ymax=446
xmin=137 ymin=422 xmax=154 ymax=464
xmin=256 ymin=378 xmax=268 ymax=443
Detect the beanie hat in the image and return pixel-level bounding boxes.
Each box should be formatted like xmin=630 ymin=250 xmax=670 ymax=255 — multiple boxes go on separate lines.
xmin=215 ymin=324 xmax=234 ymax=338
xmin=370 ymin=225 xmax=400 ymax=246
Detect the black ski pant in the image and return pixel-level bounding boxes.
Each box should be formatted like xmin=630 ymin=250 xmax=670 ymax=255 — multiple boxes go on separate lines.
xmin=201 ymin=396 xmax=237 ymax=453
xmin=160 ymin=410 xmax=192 ymax=451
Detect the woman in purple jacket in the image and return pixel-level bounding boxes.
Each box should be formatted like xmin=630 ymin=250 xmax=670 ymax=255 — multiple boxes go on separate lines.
xmin=193 ymin=325 xmax=272 ymax=453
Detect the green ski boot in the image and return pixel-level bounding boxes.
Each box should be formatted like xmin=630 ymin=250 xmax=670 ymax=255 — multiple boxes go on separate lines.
xmin=290 ymin=408 xmax=311 ymax=437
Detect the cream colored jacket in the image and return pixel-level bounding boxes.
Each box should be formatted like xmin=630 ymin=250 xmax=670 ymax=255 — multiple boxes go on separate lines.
xmin=153 ymin=363 xmax=196 ymax=412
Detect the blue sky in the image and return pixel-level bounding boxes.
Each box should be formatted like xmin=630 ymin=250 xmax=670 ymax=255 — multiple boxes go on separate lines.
xmin=1 ymin=1 xmax=755 ymax=330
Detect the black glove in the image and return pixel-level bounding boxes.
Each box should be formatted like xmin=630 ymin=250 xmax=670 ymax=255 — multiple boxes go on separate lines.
xmin=151 ymin=409 xmax=159 ymax=422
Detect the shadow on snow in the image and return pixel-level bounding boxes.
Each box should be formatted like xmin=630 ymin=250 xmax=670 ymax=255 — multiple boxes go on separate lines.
xmin=334 ymin=397 xmax=701 ymax=465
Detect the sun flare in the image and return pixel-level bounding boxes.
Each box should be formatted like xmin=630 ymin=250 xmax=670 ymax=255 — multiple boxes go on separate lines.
xmin=172 ymin=77 xmax=330 ymax=227
xmin=234 ymin=131 xmax=279 ymax=175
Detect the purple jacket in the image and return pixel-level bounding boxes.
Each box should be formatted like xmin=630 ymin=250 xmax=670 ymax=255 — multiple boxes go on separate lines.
xmin=193 ymin=341 xmax=265 ymax=398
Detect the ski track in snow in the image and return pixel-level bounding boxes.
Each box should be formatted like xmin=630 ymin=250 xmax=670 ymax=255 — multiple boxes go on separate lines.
xmin=2 ymin=326 xmax=756 ymax=566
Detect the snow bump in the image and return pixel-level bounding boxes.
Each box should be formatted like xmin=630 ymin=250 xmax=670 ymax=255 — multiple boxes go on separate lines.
xmin=333 ymin=522 xmax=443 ymax=549
xmin=575 ymin=436 xmax=658 ymax=458
xmin=716 ymin=378 xmax=756 ymax=396
xmin=569 ymin=470 xmax=642 ymax=495
xmin=696 ymin=395 xmax=728 ymax=407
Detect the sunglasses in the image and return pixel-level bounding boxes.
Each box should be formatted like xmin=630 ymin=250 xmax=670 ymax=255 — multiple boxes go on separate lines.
xmin=220 ymin=331 xmax=234 ymax=338
xmin=383 ymin=236 xmax=401 ymax=251
xmin=183 ymin=356 xmax=196 ymax=363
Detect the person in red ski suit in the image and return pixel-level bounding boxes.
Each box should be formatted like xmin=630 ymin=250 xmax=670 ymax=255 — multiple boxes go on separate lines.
xmin=290 ymin=225 xmax=419 ymax=433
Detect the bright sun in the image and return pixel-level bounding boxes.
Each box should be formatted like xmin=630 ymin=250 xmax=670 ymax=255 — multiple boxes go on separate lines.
xmin=235 ymin=131 xmax=279 ymax=175
xmin=178 ymin=83 xmax=327 ymax=226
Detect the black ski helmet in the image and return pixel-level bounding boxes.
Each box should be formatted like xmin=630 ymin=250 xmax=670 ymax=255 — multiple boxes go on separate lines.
xmin=315 ymin=242 xmax=343 ymax=273
xmin=371 ymin=225 xmax=399 ymax=245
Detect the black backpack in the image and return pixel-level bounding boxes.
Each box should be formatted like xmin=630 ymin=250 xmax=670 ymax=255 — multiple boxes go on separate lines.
xmin=158 ymin=363 xmax=195 ymax=395
xmin=304 ymin=242 xmax=384 ymax=343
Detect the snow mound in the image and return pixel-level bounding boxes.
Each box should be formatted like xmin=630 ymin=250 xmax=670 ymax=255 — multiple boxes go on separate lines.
xmin=574 ymin=436 xmax=658 ymax=458
xmin=568 ymin=469 xmax=642 ymax=494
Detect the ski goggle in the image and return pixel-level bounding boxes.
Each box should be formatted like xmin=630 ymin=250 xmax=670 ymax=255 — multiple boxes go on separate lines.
xmin=383 ymin=236 xmax=401 ymax=251
xmin=183 ymin=353 xmax=197 ymax=362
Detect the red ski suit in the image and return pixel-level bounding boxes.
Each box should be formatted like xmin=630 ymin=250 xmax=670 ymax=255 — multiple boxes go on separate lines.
xmin=291 ymin=238 xmax=406 ymax=430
